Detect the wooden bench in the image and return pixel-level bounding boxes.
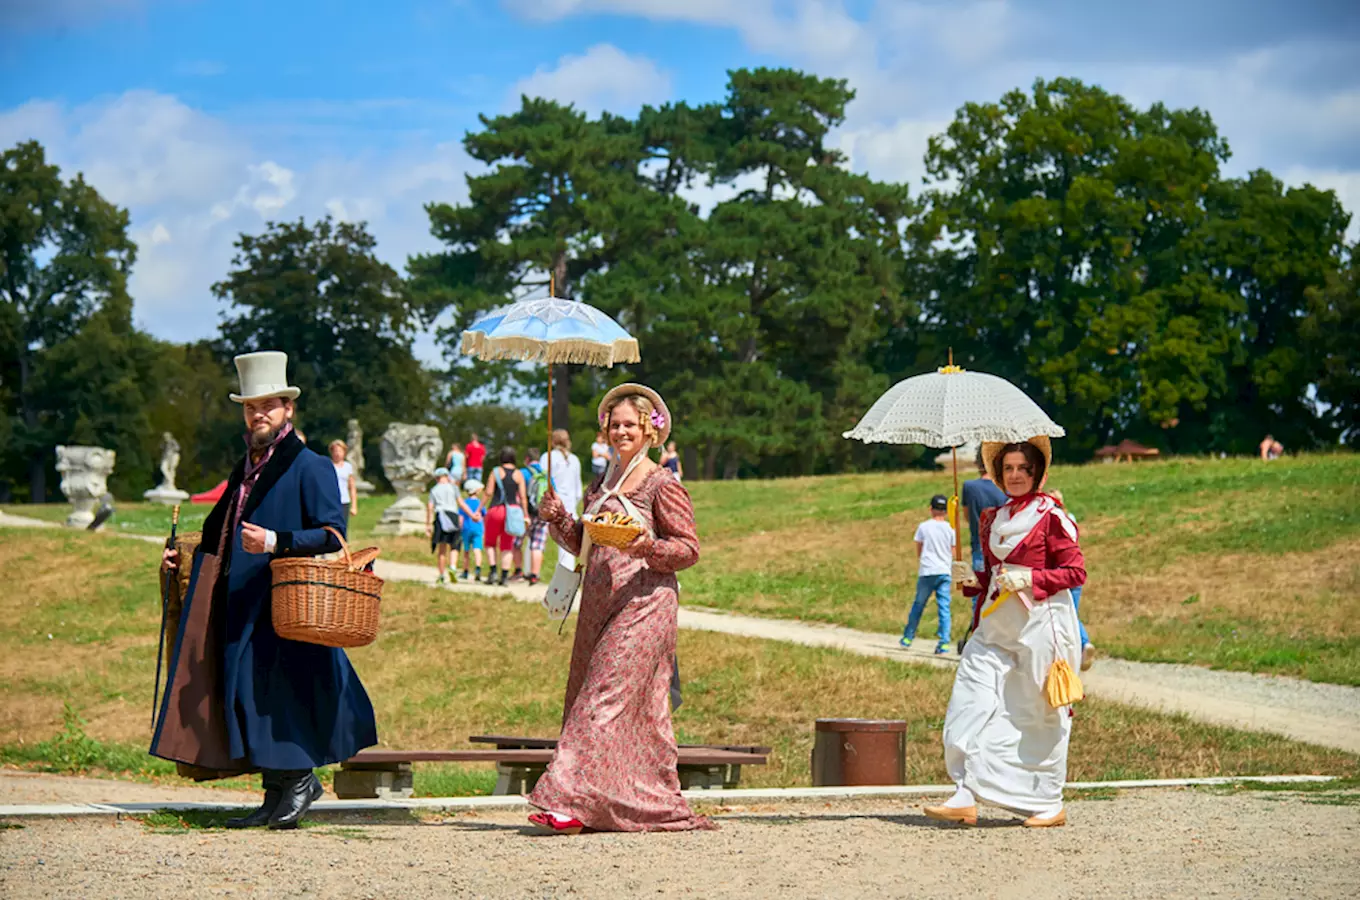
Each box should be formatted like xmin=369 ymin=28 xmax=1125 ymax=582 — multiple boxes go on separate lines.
xmin=335 ymin=740 xmax=769 ymax=799
xmin=469 ymin=734 xmax=772 ymax=795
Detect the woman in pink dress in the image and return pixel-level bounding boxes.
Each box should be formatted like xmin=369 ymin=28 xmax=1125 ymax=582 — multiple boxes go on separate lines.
xmin=528 ymin=383 xmax=713 ymax=834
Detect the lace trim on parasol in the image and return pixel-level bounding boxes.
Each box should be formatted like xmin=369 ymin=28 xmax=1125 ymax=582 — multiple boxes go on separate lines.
xmin=841 ymin=423 xmax=1064 ymax=447
xmin=461 ymin=332 xmax=641 ymax=367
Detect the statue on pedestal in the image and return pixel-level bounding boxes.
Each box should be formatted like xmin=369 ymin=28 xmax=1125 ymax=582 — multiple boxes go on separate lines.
xmin=373 ymin=423 xmax=441 ymax=536
xmin=346 ymin=418 xmax=376 ymax=497
xmin=56 ymin=445 xmax=116 ymax=529
xmin=144 ymin=432 xmax=190 ymax=506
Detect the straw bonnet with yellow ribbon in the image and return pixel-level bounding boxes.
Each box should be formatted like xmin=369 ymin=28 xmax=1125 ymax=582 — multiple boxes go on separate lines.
xmin=597 ymin=383 xmax=671 ymax=448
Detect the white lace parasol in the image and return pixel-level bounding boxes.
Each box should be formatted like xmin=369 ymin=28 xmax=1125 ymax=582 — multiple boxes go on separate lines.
xmin=843 ymin=366 xmax=1065 ymax=448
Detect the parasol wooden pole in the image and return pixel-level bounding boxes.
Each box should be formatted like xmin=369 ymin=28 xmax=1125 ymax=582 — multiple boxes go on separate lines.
xmin=546 ymin=273 xmax=554 ymax=486
xmin=952 ymin=446 xmax=962 ymax=562
xmin=947 ymin=347 xmax=962 ymax=561
xmin=547 ymin=363 xmax=553 ymax=485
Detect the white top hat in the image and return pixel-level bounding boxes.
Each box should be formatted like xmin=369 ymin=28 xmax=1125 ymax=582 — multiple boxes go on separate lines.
xmin=230 ymin=351 xmax=302 ymax=403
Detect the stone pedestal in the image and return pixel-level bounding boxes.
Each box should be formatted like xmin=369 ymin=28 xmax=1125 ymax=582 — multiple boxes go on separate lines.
xmin=143 ymin=432 xmax=189 ymax=505
xmin=373 ymin=423 xmax=441 ymax=536
xmin=56 ymin=445 xmax=116 ymax=529
xmin=144 ymin=486 xmax=190 ymax=506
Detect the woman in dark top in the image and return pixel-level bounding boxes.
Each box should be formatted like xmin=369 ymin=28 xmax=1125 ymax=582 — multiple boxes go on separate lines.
xmin=480 ymin=446 xmax=528 ymax=586
xmin=660 ymin=441 xmax=682 ymax=480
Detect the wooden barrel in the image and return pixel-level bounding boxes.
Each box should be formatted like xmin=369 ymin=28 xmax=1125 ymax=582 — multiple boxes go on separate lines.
xmin=810 ymin=718 xmax=907 ymax=786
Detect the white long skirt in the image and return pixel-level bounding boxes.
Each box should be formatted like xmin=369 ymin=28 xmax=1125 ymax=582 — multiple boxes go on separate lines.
xmin=942 ymin=585 xmax=1082 ymax=815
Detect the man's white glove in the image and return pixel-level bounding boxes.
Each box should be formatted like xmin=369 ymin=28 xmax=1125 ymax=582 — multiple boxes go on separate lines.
xmin=995 ymin=569 xmax=1033 ymax=593
xmin=951 ymin=560 xmax=979 ymax=587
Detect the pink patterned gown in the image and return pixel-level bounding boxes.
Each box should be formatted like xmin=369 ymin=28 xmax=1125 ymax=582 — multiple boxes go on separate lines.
xmin=528 ymin=467 xmax=714 ymax=832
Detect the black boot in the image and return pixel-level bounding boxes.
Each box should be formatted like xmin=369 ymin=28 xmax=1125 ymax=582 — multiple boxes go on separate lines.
xmin=267 ymin=770 xmax=323 ymax=830
xmin=225 ymin=772 xmax=283 ymax=828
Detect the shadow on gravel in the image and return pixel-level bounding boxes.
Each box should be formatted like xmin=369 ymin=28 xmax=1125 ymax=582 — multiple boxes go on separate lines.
xmin=706 ymin=812 xmax=1020 ymax=830
xmin=132 ymin=808 xmax=429 ymax=832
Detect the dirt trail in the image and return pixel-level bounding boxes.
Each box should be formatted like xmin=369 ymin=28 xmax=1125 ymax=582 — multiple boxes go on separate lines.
xmin=4 ymin=514 xmax=1359 ymax=755
xmin=3 ymin=790 xmax=1358 ymax=899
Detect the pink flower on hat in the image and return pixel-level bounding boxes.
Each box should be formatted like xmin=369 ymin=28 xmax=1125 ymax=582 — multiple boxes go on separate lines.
xmin=650 ymin=409 xmax=667 ymax=431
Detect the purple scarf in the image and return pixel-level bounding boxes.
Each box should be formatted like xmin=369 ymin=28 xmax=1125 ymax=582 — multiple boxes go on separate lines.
xmin=229 ymin=422 xmax=294 ymax=535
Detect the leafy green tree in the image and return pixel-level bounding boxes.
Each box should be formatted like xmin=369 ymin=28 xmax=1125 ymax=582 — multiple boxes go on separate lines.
xmin=0 ymin=140 xmax=137 ymax=500
xmin=1193 ymin=172 xmax=1351 ymax=452
xmin=913 ymin=78 xmax=1241 ymax=456
xmin=413 ymin=98 xmax=643 ymax=427
xmin=1301 ymin=243 xmax=1360 ymax=444
xmin=215 ymin=217 xmax=433 ymax=464
xmin=591 ymin=69 xmax=913 ymax=477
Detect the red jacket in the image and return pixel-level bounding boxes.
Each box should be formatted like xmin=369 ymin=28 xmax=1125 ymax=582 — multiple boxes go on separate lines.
xmin=964 ymin=496 xmax=1086 ymax=629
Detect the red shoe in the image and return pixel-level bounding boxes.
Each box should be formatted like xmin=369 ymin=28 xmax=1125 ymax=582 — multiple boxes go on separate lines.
xmin=528 ymin=812 xmax=584 ymax=835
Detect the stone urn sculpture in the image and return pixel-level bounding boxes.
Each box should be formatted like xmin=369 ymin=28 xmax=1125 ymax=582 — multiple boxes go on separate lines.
xmin=143 ymin=432 xmax=190 ymax=506
xmin=56 ymin=445 xmax=116 ymax=529
xmin=347 ymin=418 xmax=376 ymax=497
xmin=373 ymin=423 xmax=441 ymax=535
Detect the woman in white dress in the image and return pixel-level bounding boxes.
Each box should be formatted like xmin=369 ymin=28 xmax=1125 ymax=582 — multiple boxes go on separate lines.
xmin=926 ymin=436 xmax=1085 ymax=828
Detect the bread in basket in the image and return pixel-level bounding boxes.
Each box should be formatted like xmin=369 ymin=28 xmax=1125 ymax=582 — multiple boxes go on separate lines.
xmin=582 ymin=511 xmax=645 ymax=549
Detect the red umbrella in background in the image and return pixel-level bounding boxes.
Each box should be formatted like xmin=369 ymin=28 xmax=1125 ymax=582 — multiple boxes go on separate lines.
xmin=191 ymin=480 xmax=228 ymax=505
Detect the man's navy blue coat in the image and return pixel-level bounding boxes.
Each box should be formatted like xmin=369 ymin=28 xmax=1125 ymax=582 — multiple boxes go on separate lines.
xmin=152 ymin=431 xmax=377 ymax=772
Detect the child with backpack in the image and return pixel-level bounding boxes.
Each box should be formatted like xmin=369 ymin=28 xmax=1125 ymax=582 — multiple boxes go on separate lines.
xmin=519 ymin=448 xmax=551 ymax=585
xmin=458 ymin=478 xmax=485 ymax=581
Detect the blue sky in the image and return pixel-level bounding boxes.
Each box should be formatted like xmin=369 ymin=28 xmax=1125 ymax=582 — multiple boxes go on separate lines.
xmin=3 ymin=0 xmax=1358 ymax=362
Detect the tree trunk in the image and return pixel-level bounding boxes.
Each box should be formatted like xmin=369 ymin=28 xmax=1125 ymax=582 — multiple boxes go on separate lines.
xmin=682 ymin=445 xmax=698 ymax=482
xmin=19 ymin=352 xmax=45 ymax=503
xmin=722 ymin=454 xmax=741 ymax=480
xmin=553 ymin=364 xmax=571 ymax=437
xmin=551 ymin=251 xmax=572 ymax=433
xmin=703 ymin=443 xmax=720 ymax=481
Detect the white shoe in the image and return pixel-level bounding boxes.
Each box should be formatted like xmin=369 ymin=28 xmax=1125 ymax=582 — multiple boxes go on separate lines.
xmin=1081 ymin=643 xmax=1095 ymax=671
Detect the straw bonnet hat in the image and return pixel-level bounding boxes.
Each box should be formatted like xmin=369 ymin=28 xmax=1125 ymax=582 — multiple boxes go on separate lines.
xmin=598 ymin=383 xmax=672 ymax=447
xmin=981 ymin=435 xmax=1052 ymax=487
xmin=230 ymin=351 xmax=301 ymax=403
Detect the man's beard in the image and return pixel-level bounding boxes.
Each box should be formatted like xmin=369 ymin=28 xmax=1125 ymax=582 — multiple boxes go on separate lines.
xmin=249 ymin=423 xmax=283 ymax=449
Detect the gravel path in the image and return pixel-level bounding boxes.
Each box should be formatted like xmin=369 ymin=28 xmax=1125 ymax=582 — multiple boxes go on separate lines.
xmin=3 ymin=789 xmax=1358 ymax=899
xmin=5 ymin=514 xmax=1359 ymax=755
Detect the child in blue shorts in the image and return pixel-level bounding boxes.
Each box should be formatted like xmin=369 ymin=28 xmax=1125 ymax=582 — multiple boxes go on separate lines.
xmin=459 ymin=478 xmax=485 ymax=581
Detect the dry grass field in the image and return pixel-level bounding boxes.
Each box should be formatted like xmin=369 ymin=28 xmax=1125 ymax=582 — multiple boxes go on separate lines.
xmin=6 ymin=454 xmax=1357 ymax=684
xmin=1 ymin=528 xmax=1356 ymax=796
xmin=680 ymin=453 xmax=1360 ymax=684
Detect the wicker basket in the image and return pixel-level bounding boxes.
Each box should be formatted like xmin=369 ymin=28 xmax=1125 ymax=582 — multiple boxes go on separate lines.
xmin=270 ymin=527 xmax=383 ymax=648
xmin=582 ymin=514 xmax=645 ymax=549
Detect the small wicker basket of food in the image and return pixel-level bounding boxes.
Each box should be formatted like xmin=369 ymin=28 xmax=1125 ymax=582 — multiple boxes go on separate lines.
xmin=582 ymin=511 xmax=645 ymax=549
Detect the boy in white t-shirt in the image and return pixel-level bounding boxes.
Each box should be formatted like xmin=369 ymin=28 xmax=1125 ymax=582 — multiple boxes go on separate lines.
xmin=901 ymin=494 xmax=956 ymax=655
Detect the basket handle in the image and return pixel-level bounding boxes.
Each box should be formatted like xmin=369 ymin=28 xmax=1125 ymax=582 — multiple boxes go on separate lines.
xmin=323 ymin=526 xmax=357 ymax=570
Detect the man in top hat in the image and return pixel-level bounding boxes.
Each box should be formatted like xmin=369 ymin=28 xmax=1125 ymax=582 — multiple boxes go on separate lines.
xmin=154 ymin=351 xmax=377 ymax=830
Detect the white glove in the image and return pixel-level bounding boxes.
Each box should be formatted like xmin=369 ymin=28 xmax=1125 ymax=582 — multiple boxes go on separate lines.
xmin=951 ymin=560 xmax=978 ymax=587
xmin=995 ymin=569 xmax=1033 ymax=593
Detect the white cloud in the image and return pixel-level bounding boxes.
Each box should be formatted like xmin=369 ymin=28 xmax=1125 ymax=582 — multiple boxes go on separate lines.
xmin=0 ymin=91 xmax=475 ymax=361
xmin=509 ymin=43 xmax=672 ymax=113
xmin=511 ymin=0 xmax=1359 ymax=231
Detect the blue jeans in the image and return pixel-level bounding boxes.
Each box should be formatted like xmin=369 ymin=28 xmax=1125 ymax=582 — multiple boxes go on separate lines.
xmin=1072 ymin=585 xmax=1090 ymax=646
xmin=905 ymin=573 xmax=951 ymax=647
xmin=971 ymin=548 xmax=984 ymax=573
